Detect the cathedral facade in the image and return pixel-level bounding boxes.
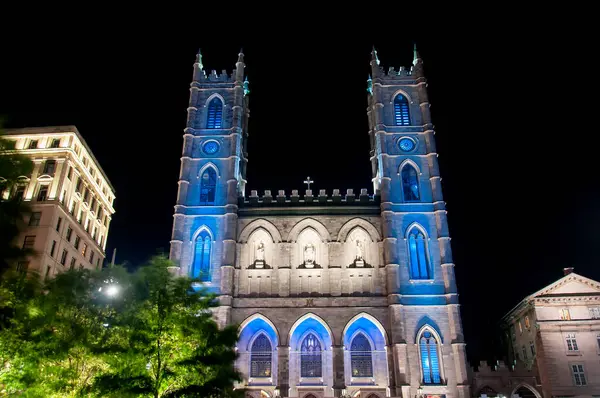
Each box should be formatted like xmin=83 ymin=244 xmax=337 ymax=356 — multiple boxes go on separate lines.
xmin=169 ymin=47 xmax=470 ymax=398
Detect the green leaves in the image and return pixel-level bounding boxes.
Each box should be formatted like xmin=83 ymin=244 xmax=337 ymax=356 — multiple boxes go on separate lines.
xmin=0 ymin=255 xmax=242 ymax=397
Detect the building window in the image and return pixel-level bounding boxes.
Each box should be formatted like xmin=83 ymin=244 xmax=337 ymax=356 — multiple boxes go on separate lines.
xmin=28 ymin=140 xmax=38 ymax=149
xmin=90 ymin=251 xmax=95 ymax=264
xmin=199 ymin=167 xmax=217 ymax=205
xmin=75 ymin=177 xmax=82 ymax=193
xmin=29 ymin=212 xmax=41 ymax=226
xmin=37 ymin=186 xmax=48 ymax=201
xmin=300 ymin=333 xmax=322 ymax=377
xmin=401 ymin=164 xmax=420 ymax=202
xmin=566 ymin=333 xmax=578 ymax=351
xmin=522 ymin=345 xmax=527 ymax=360
xmin=81 ymin=242 xmax=88 ymax=257
xmin=250 ymin=334 xmax=272 ymax=378
xmin=571 ymin=364 xmax=587 ymax=386
xmin=530 ymin=341 xmax=535 ymax=356
xmin=60 ymin=249 xmax=68 ymax=265
xmin=560 ymin=309 xmax=571 ymax=320
xmin=16 ymin=261 xmax=29 ymax=273
xmin=23 ymin=235 xmax=35 ymax=250
xmin=56 ymin=217 xmax=62 ymax=232
xmin=83 ymin=188 xmax=90 ymax=204
xmin=14 ymin=185 xmax=26 ymax=200
xmin=50 ymin=240 xmax=56 ymax=257
xmin=518 ymin=321 xmax=523 ymax=334
xmin=350 ymin=333 xmax=373 ymax=377
xmin=74 ymin=235 xmax=80 ymax=250
xmin=524 ymin=316 xmax=530 ymax=328
xmin=206 ymin=97 xmax=223 ymax=129
xmin=45 ymin=265 xmax=51 ymax=280
xmin=66 ymin=166 xmax=72 ymax=180
xmin=408 ymin=226 xmax=431 ymax=280
xmin=42 ymin=160 xmax=56 ymax=175
xmin=50 ymin=138 xmax=60 ymax=148
xmin=191 ymin=231 xmax=211 ymax=282
xmin=589 ymin=307 xmax=600 ymax=319
xmin=69 ymin=257 xmax=76 ymax=270
xmin=393 ymin=93 xmax=411 ymax=126
xmin=419 ymin=330 xmax=441 ymax=384
xmin=66 ymin=226 xmax=73 ymax=242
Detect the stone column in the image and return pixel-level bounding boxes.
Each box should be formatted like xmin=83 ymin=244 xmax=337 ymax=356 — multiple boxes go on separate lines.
xmin=332 ymin=344 xmax=345 ymax=393
xmin=277 ymin=345 xmax=289 ymax=397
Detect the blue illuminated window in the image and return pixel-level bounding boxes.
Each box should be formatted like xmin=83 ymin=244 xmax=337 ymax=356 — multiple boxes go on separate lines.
xmin=401 ymin=164 xmax=420 ymax=202
xmin=420 ymin=330 xmax=441 ymax=384
xmin=206 ymin=97 xmax=223 ymax=129
xmin=250 ymin=334 xmax=272 ymax=377
xmin=350 ymin=333 xmax=373 ymax=377
xmin=408 ymin=227 xmax=431 ymax=280
xmin=199 ymin=167 xmax=217 ymax=205
xmin=394 ymin=94 xmax=411 ymax=126
xmin=192 ymin=230 xmax=211 ymax=282
xmin=300 ymin=333 xmax=322 ymax=377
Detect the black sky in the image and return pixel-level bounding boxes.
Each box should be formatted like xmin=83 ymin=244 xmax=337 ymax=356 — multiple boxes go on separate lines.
xmin=1 ymin=9 xmax=599 ymax=363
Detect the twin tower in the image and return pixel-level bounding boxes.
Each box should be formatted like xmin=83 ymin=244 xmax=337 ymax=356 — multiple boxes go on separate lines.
xmin=169 ymin=47 xmax=470 ymax=398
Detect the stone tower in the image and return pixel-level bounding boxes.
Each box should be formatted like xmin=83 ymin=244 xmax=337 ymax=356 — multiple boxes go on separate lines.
xmin=169 ymin=49 xmax=249 ymax=324
xmin=367 ymin=46 xmax=469 ymax=398
xmin=169 ymin=47 xmax=470 ymax=398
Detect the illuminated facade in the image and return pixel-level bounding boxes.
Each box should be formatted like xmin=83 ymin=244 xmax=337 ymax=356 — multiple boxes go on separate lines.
xmin=1 ymin=126 xmax=115 ymax=277
xmin=170 ymin=48 xmax=469 ymax=398
xmin=501 ymin=270 xmax=600 ymax=397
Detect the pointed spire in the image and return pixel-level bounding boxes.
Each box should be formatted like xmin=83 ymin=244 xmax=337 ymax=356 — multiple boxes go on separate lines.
xmin=237 ymin=48 xmax=244 ymax=64
xmin=371 ymin=46 xmax=380 ymax=65
xmin=196 ymin=48 xmax=204 ymax=69
xmin=413 ymin=42 xmax=422 ymax=65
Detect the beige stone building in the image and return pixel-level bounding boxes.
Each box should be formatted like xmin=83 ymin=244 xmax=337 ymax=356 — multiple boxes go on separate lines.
xmin=502 ymin=269 xmax=600 ymax=397
xmin=1 ymin=126 xmax=115 ymax=277
xmin=169 ymin=47 xmax=470 ymax=398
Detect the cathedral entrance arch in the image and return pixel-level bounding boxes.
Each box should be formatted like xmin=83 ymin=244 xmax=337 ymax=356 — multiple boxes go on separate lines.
xmin=237 ymin=314 xmax=279 ymax=387
xmin=511 ymin=384 xmax=541 ymax=398
xmin=288 ymin=313 xmax=334 ymax=397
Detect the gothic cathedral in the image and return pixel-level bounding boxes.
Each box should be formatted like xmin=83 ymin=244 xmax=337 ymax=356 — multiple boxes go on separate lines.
xmin=169 ymin=47 xmax=470 ymax=398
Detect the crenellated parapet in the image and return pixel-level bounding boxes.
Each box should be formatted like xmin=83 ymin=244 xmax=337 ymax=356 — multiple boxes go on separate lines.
xmin=239 ymin=188 xmax=380 ymax=207
xmin=193 ymin=69 xmax=236 ymax=84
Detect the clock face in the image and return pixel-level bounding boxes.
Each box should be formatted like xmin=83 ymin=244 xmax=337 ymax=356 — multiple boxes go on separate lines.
xmin=398 ymin=137 xmax=415 ymax=152
xmin=202 ymin=141 xmax=219 ymax=154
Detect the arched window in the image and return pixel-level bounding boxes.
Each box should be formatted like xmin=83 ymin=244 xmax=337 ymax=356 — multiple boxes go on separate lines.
xmin=350 ymin=333 xmax=373 ymax=377
xmin=192 ymin=230 xmax=211 ymax=281
xmin=408 ymin=227 xmax=431 ymax=280
xmin=206 ymin=97 xmax=223 ymax=129
xmin=250 ymin=334 xmax=272 ymax=377
xmin=199 ymin=167 xmax=217 ymax=205
xmin=300 ymin=333 xmax=322 ymax=377
xmin=394 ymin=94 xmax=411 ymax=126
xmin=420 ymin=330 xmax=441 ymax=384
xmin=401 ymin=164 xmax=420 ymax=202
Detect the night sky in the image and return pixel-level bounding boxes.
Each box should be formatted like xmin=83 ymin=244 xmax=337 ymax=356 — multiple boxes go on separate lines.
xmin=2 ymin=13 xmax=599 ymax=364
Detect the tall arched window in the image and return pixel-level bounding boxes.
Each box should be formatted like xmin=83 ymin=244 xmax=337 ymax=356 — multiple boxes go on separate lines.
xmin=394 ymin=94 xmax=411 ymax=126
xmin=192 ymin=230 xmax=211 ymax=281
xmin=300 ymin=333 xmax=322 ymax=377
xmin=350 ymin=333 xmax=373 ymax=377
xmin=199 ymin=167 xmax=217 ymax=205
xmin=401 ymin=164 xmax=420 ymax=202
xmin=250 ymin=334 xmax=272 ymax=377
xmin=408 ymin=227 xmax=431 ymax=280
xmin=420 ymin=330 xmax=441 ymax=384
xmin=206 ymin=97 xmax=223 ymax=129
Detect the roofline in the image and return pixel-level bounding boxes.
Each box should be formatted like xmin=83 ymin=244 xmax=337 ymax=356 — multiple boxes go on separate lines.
xmin=2 ymin=125 xmax=116 ymax=193
xmin=500 ymin=272 xmax=600 ymax=324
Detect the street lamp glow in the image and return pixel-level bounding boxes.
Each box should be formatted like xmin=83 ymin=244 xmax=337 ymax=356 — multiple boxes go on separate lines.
xmin=106 ymin=285 xmax=119 ymax=297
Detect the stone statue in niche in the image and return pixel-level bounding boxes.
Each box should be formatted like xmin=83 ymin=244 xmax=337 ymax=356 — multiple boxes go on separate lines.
xmin=354 ymin=239 xmax=365 ymax=267
xmin=254 ymin=241 xmax=265 ymax=268
xmin=304 ymin=243 xmax=316 ymax=268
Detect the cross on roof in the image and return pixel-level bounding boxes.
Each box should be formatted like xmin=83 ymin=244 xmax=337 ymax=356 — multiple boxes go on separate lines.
xmin=303 ymin=176 xmax=314 ymax=190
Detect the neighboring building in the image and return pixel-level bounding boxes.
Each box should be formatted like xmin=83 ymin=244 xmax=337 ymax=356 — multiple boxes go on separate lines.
xmin=1 ymin=126 xmax=115 ymax=277
xmin=501 ymin=269 xmax=600 ymax=397
xmin=169 ymin=48 xmax=470 ymax=398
